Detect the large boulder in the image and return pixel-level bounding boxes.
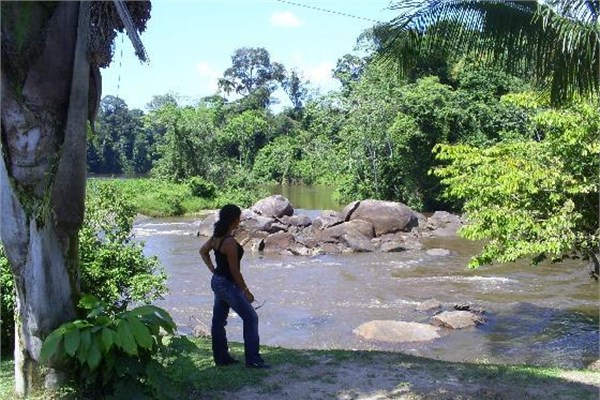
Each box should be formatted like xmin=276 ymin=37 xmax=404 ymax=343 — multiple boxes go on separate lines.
xmin=240 ymin=210 xmax=274 ymax=232
xmin=263 ymin=231 xmax=296 ymax=254
xmin=354 ymin=320 xmax=441 ymax=343
xmin=430 ymin=311 xmax=485 ymax=329
xmin=279 ymin=214 xmax=312 ymax=227
xmin=312 ymin=210 xmax=344 ymax=230
xmin=424 ymin=211 xmax=463 ymax=237
xmin=322 ymin=220 xmax=375 ymax=240
xmin=251 ymin=195 xmax=294 ymax=218
xmin=342 ymin=200 xmax=418 ymax=236
xmin=293 ymin=230 xmax=319 ymax=249
xmin=375 ymin=232 xmax=423 ymax=252
xmin=341 ymin=231 xmax=376 ymax=252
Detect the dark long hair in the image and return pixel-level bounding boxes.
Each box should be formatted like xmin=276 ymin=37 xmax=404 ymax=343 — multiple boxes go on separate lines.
xmin=213 ymin=204 xmax=242 ymax=238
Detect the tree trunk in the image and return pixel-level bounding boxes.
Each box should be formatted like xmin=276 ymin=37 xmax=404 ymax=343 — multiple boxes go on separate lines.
xmin=0 ymin=1 xmax=90 ymax=395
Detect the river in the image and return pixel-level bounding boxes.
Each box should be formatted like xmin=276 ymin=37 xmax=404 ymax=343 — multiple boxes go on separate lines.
xmin=133 ymin=210 xmax=599 ymax=370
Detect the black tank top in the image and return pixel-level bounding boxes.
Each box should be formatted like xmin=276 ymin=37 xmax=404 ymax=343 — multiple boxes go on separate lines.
xmin=214 ymin=236 xmax=244 ymax=282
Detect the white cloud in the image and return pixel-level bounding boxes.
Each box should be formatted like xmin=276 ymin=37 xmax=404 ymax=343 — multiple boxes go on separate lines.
xmin=270 ymin=11 xmax=303 ymax=28
xmin=196 ymin=62 xmax=218 ymax=78
xmin=195 ymin=61 xmax=220 ymax=93
xmin=306 ymin=62 xmax=335 ymax=84
xmin=278 ymin=54 xmax=339 ymax=94
xmin=286 ymin=53 xmax=334 ymax=85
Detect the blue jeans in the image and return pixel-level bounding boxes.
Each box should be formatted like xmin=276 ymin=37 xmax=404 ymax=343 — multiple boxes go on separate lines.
xmin=211 ymin=274 xmax=263 ymax=365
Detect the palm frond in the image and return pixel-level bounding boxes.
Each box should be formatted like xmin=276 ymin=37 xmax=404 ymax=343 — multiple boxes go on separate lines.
xmin=377 ymin=0 xmax=599 ymax=104
xmin=535 ymin=0 xmax=599 ymax=103
xmin=112 ymin=0 xmax=148 ymax=63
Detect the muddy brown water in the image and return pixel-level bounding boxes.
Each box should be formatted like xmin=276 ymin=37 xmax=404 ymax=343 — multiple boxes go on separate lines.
xmin=134 ymin=213 xmax=599 ymax=369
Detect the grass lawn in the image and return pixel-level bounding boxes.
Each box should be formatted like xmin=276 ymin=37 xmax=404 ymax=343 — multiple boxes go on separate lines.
xmin=1 ymin=337 xmax=599 ymax=399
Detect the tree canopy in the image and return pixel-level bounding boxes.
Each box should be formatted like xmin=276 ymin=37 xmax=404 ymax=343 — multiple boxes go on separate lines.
xmin=218 ymin=47 xmax=286 ymax=108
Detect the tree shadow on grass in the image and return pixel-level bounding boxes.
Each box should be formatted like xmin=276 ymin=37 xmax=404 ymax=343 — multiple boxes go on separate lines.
xmin=162 ymin=336 xmax=600 ymax=400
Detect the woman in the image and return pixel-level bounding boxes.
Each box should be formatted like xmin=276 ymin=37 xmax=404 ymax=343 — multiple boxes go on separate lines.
xmin=199 ymin=204 xmax=269 ymax=368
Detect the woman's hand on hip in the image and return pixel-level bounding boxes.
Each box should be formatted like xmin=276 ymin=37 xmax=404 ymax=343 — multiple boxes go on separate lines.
xmin=244 ymin=289 xmax=255 ymax=303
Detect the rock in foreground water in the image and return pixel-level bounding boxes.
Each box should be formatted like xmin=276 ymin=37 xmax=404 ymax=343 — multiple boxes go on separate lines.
xmin=354 ymin=320 xmax=441 ymax=343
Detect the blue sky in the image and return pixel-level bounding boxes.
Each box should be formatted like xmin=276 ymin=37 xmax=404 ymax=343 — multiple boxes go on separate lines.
xmin=101 ymin=0 xmax=398 ymax=111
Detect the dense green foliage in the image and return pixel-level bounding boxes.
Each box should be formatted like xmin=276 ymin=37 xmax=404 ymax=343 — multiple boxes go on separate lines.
xmin=88 ymin=175 xmax=268 ymax=217
xmin=0 ymin=246 xmax=13 ymax=353
xmin=0 ymin=182 xmax=168 ymax=351
xmin=435 ymin=99 xmax=599 ymax=268
xmin=40 ymin=295 xmax=176 ymax=399
xmin=367 ymin=0 xmax=599 ymax=269
xmin=81 ymin=182 xmax=167 ymax=310
xmin=88 ymin=96 xmax=155 ymax=175
xmin=84 ymin=32 xmax=597 ymax=272
xmin=91 ymin=45 xmax=536 ymax=212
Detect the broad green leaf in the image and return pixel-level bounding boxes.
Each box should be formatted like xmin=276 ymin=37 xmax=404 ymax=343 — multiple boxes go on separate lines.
xmin=127 ymin=315 xmax=153 ymax=350
xmin=151 ymin=307 xmax=176 ymax=333
xmin=112 ymin=328 xmax=122 ymax=348
xmin=101 ymin=327 xmax=114 ymax=353
xmin=63 ymin=329 xmax=80 ymax=357
xmin=40 ymin=328 xmax=65 ymax=363
xmin=76 ymin=329 xmax=92 ymax=365
xmin=87 ymin=305 xmax=105 ymax=319
xmin=87 ymin=340 xmax=102 ymax=370
xmin=117 ymin=320 xmax=138 ymax=356
xmin=132 ymin=305 xmax=176 ymax=333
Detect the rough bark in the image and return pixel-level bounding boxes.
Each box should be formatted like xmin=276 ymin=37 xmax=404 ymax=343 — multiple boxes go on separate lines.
xmin=0 ymin=2 xmax=90 ymax=395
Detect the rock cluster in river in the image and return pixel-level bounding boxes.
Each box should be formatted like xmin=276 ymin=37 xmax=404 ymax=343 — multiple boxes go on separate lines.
xmin=354 ymin=300 xmax=487 ymax=343
xmin=197 ymin=195 xmax=464 ymax=256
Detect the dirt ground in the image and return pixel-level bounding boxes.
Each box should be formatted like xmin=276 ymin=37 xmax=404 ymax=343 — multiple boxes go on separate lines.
xmin=199 ymin=352 xmax=600 ymax=400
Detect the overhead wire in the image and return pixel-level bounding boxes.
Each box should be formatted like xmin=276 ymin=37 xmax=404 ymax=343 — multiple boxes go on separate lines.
xmin=275 ymin=0 xmax=385 ymax=23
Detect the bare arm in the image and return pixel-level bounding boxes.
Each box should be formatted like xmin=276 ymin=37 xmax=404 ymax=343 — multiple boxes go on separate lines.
xmin=222 ymin=238 xmax=254 ymax=303
xmin=199 ymin=237 xmax=215 ymax=273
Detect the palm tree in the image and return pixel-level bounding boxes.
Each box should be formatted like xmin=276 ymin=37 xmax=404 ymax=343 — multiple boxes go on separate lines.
xmin=374 ymin=0 xmax=599 ymax=105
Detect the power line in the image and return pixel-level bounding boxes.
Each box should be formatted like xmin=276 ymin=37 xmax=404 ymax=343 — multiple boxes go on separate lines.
xmin=275 ymin=0 xmax=383 ymax=23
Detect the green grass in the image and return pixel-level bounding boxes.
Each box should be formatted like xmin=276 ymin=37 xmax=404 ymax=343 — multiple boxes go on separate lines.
xmin=0 ymin=358 xmax=81 ymax=400
xmin=88 ymin=178 xmax=213 ymax=217
xmin=0 ymin=358 xmax=13 ymax=397
xmin=2 ymin=338 xmax=599 ymax=399
xmin=87 ymin=178 xmax=269 ymax=217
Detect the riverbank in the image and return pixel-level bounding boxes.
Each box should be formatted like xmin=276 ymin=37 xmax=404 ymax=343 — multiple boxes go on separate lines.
xmin=86 ymin=178 xmax=344 ymax=218
xmin=87 ymin=177 xmax=269 ymax=217
xmin=1 ymin=338 xmax=599 ymax=399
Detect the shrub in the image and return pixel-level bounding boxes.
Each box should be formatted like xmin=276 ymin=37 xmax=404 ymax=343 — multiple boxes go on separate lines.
xmin=40 ymin=294 xmax=177 ymax=399
xmin=186 ymin=176 xmax=217 ymax=199
xmin=216 ymin=168 xmax=269 ymax=208
xmin=0 ymin=247 xmax=14 ymax=352
xmin=81 ymin=182 xmax=168 ymax=312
